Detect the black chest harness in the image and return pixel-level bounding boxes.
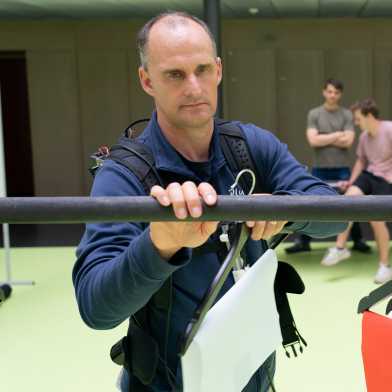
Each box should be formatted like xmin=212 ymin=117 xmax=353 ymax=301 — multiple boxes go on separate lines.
xmin=90 ymin=119 xmax=307 ymax=391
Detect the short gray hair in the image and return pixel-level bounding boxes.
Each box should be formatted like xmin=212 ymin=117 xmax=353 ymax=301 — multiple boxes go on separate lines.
xmin=137 ymin=11 xmax=217 ymax=70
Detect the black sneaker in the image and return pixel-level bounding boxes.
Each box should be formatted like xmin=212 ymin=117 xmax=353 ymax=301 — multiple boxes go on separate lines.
xmin=285 ymin=242 xmax=311 ymax=254
xmin=352 ymin=240 xmax=372 ymax=253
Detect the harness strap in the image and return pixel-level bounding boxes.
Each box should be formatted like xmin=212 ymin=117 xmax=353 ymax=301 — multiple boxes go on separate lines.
xmin=217 ymin=120 xmax=262 ymax=194
xmin=110 ymin=138 xmax=163 ymax=193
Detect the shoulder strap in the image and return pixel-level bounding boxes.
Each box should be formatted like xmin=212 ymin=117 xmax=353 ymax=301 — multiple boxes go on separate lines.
xmin=109 ymin=135 xmax=174 ymax=385
xmin=110 ymin=120 xmax=263 ymax=195
xmin=110 ymin=136 xmax=163 ymax=194
xmin=217 ymin=119 xmax=263 ymax=194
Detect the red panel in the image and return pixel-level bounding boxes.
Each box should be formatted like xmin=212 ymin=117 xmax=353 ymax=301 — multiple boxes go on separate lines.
xmin=362 ymin=311 xmax=392 ymax=391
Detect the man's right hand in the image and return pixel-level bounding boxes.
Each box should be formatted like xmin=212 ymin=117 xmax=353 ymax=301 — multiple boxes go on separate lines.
xmin=150 ymin=182 xmax=219 ymax=260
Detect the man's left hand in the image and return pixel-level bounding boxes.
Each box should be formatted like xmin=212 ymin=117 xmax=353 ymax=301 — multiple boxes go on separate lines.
xmin=245 ymin=194 xmax=287 ymax=240
xmin=246 ymin=220 xmax=287 ymax=240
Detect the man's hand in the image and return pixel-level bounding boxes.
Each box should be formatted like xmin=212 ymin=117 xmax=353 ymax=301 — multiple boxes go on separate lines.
xmin=150 ymin=182 xmax=219 ymax=260
xmin=333 ymin=131 xmax=355 ymax=149
xmin=245 ymin=194 xmax=288 ymax=240
xmin=336 ymin=180 xmax=351 ymax=193
xmin=306 ymin=129 xmax=341 ymax=148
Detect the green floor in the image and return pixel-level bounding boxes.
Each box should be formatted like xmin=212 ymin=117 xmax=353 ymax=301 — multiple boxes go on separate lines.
xmin=0 ymin=243 xmax=387 ymax=391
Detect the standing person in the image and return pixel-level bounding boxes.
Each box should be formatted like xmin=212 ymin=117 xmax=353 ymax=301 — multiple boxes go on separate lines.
xmin=321 ymin=98 xmax=392 ymax=284
xmin=286 ymin=78 xmax=370 ymax=254
xmin=73 ymin=12 xmax=346 ymax=392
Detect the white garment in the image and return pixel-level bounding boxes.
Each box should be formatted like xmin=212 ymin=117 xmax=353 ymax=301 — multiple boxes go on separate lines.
xmin=181 ymin=249 xmax=282 ymax=392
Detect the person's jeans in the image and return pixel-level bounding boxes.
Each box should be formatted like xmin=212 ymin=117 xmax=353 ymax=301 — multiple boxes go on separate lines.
xmin=311 ymin=167 xmax=350 ymax=182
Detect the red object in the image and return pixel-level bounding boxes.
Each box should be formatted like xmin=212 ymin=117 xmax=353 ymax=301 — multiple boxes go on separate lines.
xmin=362 ymin=311 xmax=392 ymax=391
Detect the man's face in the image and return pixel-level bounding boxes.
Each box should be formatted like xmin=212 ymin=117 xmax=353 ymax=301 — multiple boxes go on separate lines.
xmin=323 ymin=84 xmax=342 ymax=106
xmin=139 ymin=20 xmax=222 ymax=129
xmin=353 ymin=109 xmax=368 ymax=132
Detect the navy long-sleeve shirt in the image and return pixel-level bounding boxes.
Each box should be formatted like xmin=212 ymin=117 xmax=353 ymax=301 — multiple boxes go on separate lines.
xmin=73 ymin=113 xmax=346 ymax=391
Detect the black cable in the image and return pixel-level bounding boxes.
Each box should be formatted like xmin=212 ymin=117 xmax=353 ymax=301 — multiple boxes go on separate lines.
xmin=123 ymin=119 xmax=150 ymax=137
xmin=266 ymin=367 xmax=277 ymax=392
xmin=163 ymin=277 xmax=178 ymax=390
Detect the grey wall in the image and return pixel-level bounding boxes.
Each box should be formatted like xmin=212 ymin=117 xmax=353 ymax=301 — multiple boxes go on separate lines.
xmin=0 ymin=18 xmax=391 ymax=195
xmin=223 ymin=19 xmax=379 ymax=167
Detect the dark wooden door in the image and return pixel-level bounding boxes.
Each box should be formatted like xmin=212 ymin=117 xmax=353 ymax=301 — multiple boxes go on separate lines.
xmin=0 ymin=52 xmax=34 ymax=196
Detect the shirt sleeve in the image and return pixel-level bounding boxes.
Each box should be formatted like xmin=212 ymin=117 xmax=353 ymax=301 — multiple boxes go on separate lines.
xmin=387 ymin=125 xmax=392 ymax=144
xmin=242 ymin=123 xmax=347 ymax=238
xmin=343 ymin=110 xmax=354 ymax=131
xmin=307 ymin=109 xmax=318 ymax=130
xmin=356 ymin=133 xmax=368 ymax=165
xmin=72 ymin=160 xmax=192 ymax=330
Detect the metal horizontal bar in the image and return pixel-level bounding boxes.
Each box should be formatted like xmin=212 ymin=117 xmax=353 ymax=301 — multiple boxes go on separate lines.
xmin=0 ymin=195 xmax=391 ymax=224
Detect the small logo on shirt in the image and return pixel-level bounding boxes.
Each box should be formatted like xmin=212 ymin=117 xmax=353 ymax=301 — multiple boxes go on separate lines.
xmin=229 ymin=185 xmax=245 ymax=196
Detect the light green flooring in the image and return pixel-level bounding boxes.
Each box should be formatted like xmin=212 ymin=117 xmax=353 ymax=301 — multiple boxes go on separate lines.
xmin=0 ymin=243 xmax=388 ymax=391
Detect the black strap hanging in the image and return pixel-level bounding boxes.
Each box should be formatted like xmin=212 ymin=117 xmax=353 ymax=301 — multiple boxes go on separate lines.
xmin=358 ymin=280 xmax=392 ymax=315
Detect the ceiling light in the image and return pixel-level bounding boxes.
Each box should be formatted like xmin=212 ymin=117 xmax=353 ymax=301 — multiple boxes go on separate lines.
xmin=248 ymin=8 xmax=259 ymax=15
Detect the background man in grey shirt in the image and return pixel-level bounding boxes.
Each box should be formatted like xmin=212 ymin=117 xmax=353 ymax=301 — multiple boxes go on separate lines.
xmin=286 ymin=78 xmax=369 ymax=254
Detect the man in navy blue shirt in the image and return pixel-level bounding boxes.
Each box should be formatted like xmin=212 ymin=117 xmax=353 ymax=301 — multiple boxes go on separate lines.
xmin=73 ymin=11 xmax=346 ymax=392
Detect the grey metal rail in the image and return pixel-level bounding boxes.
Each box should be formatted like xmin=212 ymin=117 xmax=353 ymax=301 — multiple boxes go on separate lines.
xmin=0 ymin=195 xmax=391 ymax=223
